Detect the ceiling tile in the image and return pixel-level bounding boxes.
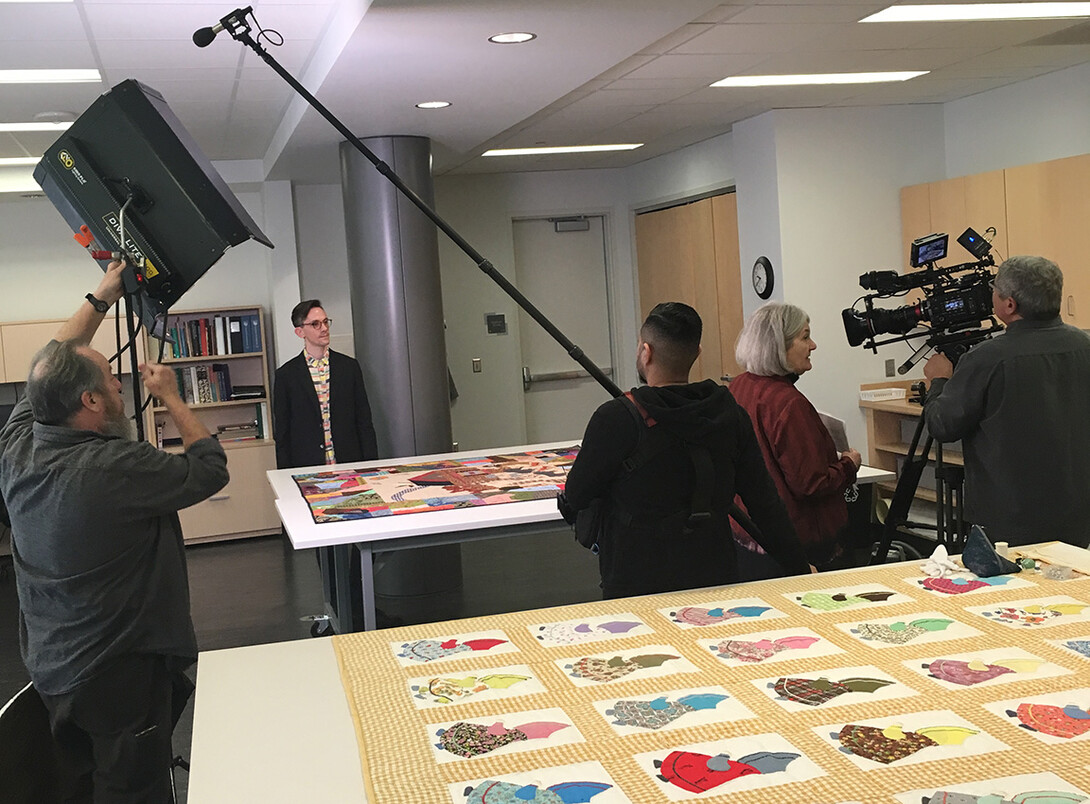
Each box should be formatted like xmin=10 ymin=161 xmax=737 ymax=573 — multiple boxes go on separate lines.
xmin=623 ymin=53 xmax=767 ymax=80
xmin=0 ymin=5 xmax=86 ymax=41
xmin=0 ymin=40 xmax=96 ymax=70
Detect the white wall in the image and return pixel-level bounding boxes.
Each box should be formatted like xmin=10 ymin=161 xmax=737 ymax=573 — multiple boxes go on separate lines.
xmin=944 ymin=62 xmax=1090 ymax=177
xmin=732 ymin=112 xmax=785 ymax=319
xmin=0 ymin=190 xmax=275 ymax=321
xmin=769 ymin=105 xmax=947 ymax=448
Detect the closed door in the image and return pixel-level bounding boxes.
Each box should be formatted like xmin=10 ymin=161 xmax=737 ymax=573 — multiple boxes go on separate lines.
xmin=513 ymin=217 xmax=613 ymax=444
xmin=634 ymin=193 xmax=744 ymax=381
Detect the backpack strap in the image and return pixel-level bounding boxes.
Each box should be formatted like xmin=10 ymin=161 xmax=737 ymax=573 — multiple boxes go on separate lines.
xmin=685 ymin=442 xmax=714 ymax=529
xmin=618 ymin=392 xmax=715 ymax=532
xmin=618 ymin=393 xmax=668 ymax=475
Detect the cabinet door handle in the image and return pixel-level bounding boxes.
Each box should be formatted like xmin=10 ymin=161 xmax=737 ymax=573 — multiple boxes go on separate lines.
xmin=209 ymin=494 xmax=230 ymax=502
xmin=1068 ymin=294 xmax=1076 ymax=317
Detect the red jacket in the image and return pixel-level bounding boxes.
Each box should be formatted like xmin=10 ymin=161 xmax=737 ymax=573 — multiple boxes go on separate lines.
xmin=728 ymin=372 xmax=858 ymax=564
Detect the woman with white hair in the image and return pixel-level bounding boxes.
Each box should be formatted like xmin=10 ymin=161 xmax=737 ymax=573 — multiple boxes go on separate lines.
xmin=730 ymin=302 xmax=861 ymax=571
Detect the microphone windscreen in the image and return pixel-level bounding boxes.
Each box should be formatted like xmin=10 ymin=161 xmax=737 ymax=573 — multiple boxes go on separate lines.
xmin=193 ymin=27 xmax=216 ymax=48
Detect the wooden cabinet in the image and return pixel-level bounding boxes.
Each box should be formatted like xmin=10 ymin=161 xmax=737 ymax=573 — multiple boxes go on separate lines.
xmin=1005 ymin=153 xmax=1090 ymax=328
xmin=902 ymin=153 xmax=1090 ymax=329
xmin=146 ymin=305 xmax=279 ymax=543
xmin=0 ymin=314 xmax=145 ymax=383
xmin=177 ymin=441 xmax=281 ymax=544
xmin=900 ymin=170 xmax=1008 ymax=271
xmin=860 ymin=380 xmax=963 ymax=504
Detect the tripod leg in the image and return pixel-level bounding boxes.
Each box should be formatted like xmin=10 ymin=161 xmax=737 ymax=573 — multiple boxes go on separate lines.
xmin=870 ymin=420 xmax=932 ymax=565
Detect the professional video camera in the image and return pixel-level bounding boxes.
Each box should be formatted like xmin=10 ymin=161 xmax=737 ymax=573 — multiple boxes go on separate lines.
xmin=841 ymin=228 xmax=1004 ymax=374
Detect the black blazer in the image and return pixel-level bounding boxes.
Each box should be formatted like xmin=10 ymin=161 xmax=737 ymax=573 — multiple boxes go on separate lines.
xmin=272 ymin=349 xmax=378 ymax=469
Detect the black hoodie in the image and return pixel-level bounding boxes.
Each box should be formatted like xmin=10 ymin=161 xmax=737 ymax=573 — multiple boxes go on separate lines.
xmin=565 ymin=380 xmax=808 ymax=598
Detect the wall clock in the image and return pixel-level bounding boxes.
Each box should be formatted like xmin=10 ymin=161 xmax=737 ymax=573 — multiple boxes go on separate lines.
xmin=752 ymin=256 xmax=774 ymax=300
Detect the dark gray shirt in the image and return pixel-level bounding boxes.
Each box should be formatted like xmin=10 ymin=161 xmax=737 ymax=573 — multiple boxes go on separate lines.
xmin=924 ymin=317 xmax=1090 ymax=548
xmin=0 ymin=395 xmax=229 ymax=695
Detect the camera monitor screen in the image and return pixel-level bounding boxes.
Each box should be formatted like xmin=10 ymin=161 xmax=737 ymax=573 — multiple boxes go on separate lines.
xmin=910 ymin=233 xmax=948 ymax=268
xmin=33 ymin=79 xmax=273 ymax=329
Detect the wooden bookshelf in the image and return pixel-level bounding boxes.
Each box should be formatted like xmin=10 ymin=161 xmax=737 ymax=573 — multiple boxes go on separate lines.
xmin=144 ymin=305 xmax=280 ymax=543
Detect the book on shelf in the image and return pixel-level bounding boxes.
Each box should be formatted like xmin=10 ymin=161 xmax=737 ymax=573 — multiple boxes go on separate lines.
xmin=167 ymin=312 xmax=261 ymax=357
xmin=230 ymin=385 xmax=264 ymax=400
xmin=211 ymin=363 xmax=232 ymax=401
xmin=216 ymin=420 xmax=259 ymax=442
xmin=228 ymin=316 xmax=244 ymax=353
xmin=214 ymin=316 xmax=227 ymax=355
xmin=168 ymin=363 xmax=249 ymax=405
xmin=257 ymin=401 xmax=270 ymax=439
xmin=195 ymin=364 xmax=213 ymax=404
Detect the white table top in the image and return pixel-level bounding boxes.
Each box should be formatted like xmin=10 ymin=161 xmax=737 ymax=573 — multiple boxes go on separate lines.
xmin=267 ymin=441 xmax=576 ymax=550
xmin=267 ymin=440 xmax=895 ymax=551
xmin=188 ymin=638 xmax=367 ymax=804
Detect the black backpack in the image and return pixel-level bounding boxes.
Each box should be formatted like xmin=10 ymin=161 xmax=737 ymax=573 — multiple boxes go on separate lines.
xmin=560 ymin=393 xmax=714 ymax=553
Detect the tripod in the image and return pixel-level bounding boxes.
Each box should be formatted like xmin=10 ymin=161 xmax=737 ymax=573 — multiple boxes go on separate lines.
xmin=869 ymin=382 xmax=968 ymax=564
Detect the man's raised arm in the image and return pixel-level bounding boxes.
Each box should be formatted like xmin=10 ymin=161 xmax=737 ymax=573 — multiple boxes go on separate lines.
xmin=55 ymin=260 xmax=126 ymax=345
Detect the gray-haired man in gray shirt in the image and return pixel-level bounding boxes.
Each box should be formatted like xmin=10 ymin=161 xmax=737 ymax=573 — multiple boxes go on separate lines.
xmin=0 ymin=260 xmax=229 ymax=802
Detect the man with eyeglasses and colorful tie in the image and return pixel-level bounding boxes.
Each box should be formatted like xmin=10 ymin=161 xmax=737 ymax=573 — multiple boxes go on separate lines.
xmin=273 ymin=300 xmax=379 ymax=632
xmin=273 ymin=300 xmax=378 ymax=471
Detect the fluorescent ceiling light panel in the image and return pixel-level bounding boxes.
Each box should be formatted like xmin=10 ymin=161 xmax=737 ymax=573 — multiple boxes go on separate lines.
xmin=483 ymin=144 xmax=643 ymax=157
xmin=0 ymin=69 xmax=100 ymax=83
xmin=415 ymin=101 xmax=451 ymax=109
xmin=0 ymin=157 xmax=41 ymax=166
xmin=0 ymin=122 xmax=72 ymax=132
xmin=713 ymin=71 xmax=927 ymax=87
xmin=861 ymin=3 xmax=1090 ymax=22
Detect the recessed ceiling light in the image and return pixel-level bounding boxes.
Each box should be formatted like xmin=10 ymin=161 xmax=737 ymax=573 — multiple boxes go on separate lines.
xmin=861 ymin=3 xmax=1090 ymax=22
xmin=0 ymin=157 xmax=41 ymax=166
xmin=0 ymin=69 xmax=100 ymax=84
xmin=0 ymin=122 xmax=72 ymax=132
xmin=415 ymin=101 xmax=451 ymax=109
xmin=488 ymin=32 xmax=536 ymax=44
xmin=712 ymin=71 xmax=928 ymax=87
xmin=483 ymin=144 xmax=643 ymax=157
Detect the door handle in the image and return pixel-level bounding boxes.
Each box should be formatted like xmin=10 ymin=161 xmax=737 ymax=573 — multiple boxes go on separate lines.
xmin=523 ymin=366 xmax=612 ymax=391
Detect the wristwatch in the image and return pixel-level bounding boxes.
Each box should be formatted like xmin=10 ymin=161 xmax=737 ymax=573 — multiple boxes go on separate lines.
xmin=85 ymin=293 xmax=110 ymax=313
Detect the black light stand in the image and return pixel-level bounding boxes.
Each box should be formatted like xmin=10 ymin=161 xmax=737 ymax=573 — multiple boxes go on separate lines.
xmin=121 ymin=265 xmax=146 ymax=443
xmin=868 ymin=382 xmax=967 ymax=564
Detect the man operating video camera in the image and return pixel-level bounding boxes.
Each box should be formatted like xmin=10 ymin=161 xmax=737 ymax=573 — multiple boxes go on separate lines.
xmin=922 ymin=255 xmax=1090 ymax=549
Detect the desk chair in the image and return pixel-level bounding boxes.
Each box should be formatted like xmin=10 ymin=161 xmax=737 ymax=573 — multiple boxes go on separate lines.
xmin=0 ymin=682 xmax=61 ymax=804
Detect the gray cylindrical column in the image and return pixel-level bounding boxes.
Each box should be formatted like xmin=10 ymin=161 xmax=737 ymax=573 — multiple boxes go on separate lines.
xmin=340 ymin=136 xmax=460 ymax=598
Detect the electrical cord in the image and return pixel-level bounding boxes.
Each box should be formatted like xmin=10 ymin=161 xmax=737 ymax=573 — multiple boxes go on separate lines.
xmin=253 ymin=12 xmax=283 ymax=47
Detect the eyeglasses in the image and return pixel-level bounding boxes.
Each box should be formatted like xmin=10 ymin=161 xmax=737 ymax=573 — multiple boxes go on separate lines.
xmin=302 ymin=318 xmax=332 ymax=330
